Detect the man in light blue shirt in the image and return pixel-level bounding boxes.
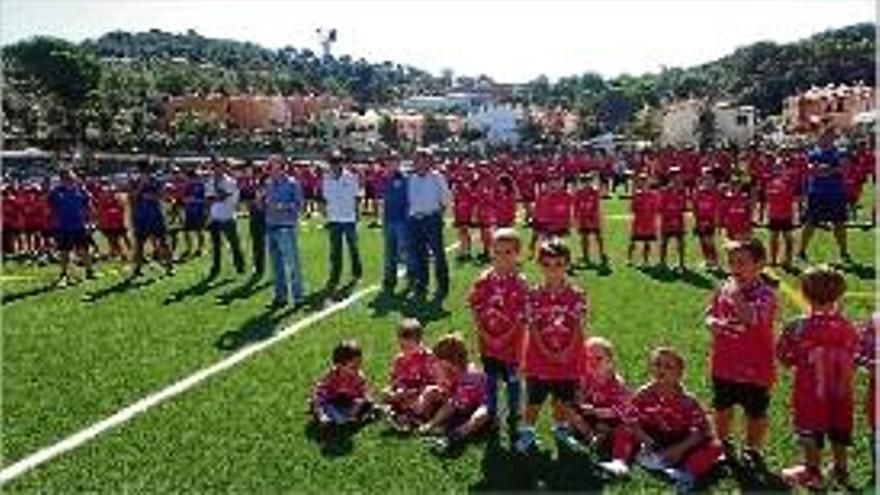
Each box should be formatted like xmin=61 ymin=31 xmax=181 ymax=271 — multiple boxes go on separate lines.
xmin=406 ymin=149 xmax=451 ymax=302
xmin=321 ymin=150 xmax=363 ymax=289
xmin=265 ymin=156 xmax=305 ymax=308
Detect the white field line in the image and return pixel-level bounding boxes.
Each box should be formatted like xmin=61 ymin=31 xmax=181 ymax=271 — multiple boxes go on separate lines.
xmin=0 ymin=242 xmax=459 ymax=485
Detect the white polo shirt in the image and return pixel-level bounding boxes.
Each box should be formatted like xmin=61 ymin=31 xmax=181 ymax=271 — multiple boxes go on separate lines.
xmin=321 ymin=170 xmax=359 ymax=223
xmin=407 ymin=170 xmax=450 ymax=217
xmin=206 ymin=174 xmax=239 ymax=222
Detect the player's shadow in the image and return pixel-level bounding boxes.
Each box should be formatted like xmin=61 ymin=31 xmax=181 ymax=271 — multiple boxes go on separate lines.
xmin=83 ymin=275 xmax=158 ymax=303
xmin=1 ymin=281 xmax=62 ymax=305
xmin=215 ymin=273 xmax=271 ymax=305
xmin=727 ymin=461 xmax=792 ymax=493
xmin=839 ymin=260 xmax=874 ymax=281
xmin=367 ymin=291 xmax=451 ymax=323
xmin=638 ymin=265 xmax=715 ymax=290
xmin=303 ymin=418 xmax=368 ymax=458
xmin=214 ymin=306 xmax=297 ymax=351
xmin=163 ymin=274 xmax=232 ymax=305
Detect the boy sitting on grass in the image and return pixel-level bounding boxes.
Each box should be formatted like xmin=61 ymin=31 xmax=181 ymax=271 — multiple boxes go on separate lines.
xmin=310 ymin=340 xmax=375 ymax=441
xmin=418 ymin=333 xmax=490 ymax=455
xmin=379 ymin=318 xmax=436 ymax=432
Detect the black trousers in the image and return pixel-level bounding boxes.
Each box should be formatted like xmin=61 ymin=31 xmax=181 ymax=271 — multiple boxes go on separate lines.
xmin=209 ymin=219 xmax=245 ymax=275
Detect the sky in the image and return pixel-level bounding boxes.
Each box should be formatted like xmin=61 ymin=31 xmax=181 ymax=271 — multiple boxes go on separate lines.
xmin=1 ymin=0 xmax=874 ymax=83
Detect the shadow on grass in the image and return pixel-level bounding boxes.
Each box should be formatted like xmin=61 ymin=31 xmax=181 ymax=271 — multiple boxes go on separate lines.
xmin=83 ymin=275 xmax=158 ymax=303
xmin=638 ymin=265 xmax=715 ymax=290
xmin=163 ymin=273 xmax=232 ymax=305
xmin=216 ymin=273 xmax=271 ymax=305
xmin=839 ymin=260 xmax=874 ymax=281
xmin=367 ymin=290 xmax=451 ymax=323
xmin=303 ymin=417 xmax=371 ymax=458
xmin=727 ymin=461 xmax=792 ymax=493
xmin=1 ymin=281 xmax=60 ymax=305
xmin=469 ymin=438 xmax=608 ymax=492
xmin=214 ymin=306 xmax=298 ymax=351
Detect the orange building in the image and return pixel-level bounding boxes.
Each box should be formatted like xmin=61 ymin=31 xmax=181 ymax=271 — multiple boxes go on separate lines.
xmin=162 ymin=94 xmax=352 ymax=131
xmin=782 ymin=83 xmax=875 ymax=134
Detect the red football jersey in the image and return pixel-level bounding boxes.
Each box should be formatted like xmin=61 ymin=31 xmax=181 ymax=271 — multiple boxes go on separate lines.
xmin=579 ymin=370 xmax=633 ymax=421
xmin=311 ymin=365 xmax=369 ymax=405
xmin=452 ymin=183 xmax=477 ymax=224
xmin=765 ymin=177 xmax=795 ymax=221
xmin=630 ymin=189 xmax=658 ymax=237
xmin=857 ymin=317 xmax=877 ymax=430
xmin=630 ymin=382 xmax=711 ymax=444
xmin=692 ymin=187 xmax=720 ymax=230
xmin=2 ymin=190 xmax=24 ymax=230
xmin=493 ymin=187 xmax=517 ymax=227
xmin=706 ymin=278 xmax=778 ymax=387
xmin=469 ymin=269 xmax=530 ymax=364
xmin=95 ymin=190 xmax=126 ymax=230
xmin=535 ymin=190 xmax=572 ymax=231
xmin=390 ymin=346 xmax=435 ymax=392
xmin=660 ymin=187 xmax=687 ymax=234
xmin=474 ymin=182 xmax=497 ymax=226
xmin=572 ymin=186 xmax=601 ymax=230
xmin=777 ymin=312 xmax=860 ymax=433
xmin=523 ymin=282 xmax=588 ymax=381
xmin=721 ymin=192 xmax=753 ymax=240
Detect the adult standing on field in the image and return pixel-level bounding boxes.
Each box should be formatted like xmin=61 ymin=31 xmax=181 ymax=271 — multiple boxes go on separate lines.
xmin=321 ymin=149 xmax=363 ymax=290
xmin=798 ymin=128 xmax=850 ymax=264
xmin=265 ymin=155 xmax=306 ymax=308
xmin=380 ymin=153 xmax=411 ymax=294
xmin=49 ymin=168 xmax=94 ymax=283
xmin=206 ymin=159 xmax=246 ymax=278
xmin=407 ymin=149 xmax=451 ymax=302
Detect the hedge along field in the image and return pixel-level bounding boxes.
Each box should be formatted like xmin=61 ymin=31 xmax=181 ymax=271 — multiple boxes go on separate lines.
xmin=1 ymin=195 xmax=875 ymax=493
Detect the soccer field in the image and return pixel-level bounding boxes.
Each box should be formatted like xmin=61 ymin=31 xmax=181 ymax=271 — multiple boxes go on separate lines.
xmin=1 ymin=197 xmax=876 ymax=493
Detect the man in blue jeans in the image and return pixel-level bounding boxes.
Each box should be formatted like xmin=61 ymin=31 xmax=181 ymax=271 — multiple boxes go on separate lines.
xmin=265 ymin=156 xmax=305 ymax=308
xmin=381 ymin=154 xmax=411 ymax=294
xmin=321 ymin=150 xmax=362 ymax=290
xmin=407 ymin=149 xmax=451 ymax=302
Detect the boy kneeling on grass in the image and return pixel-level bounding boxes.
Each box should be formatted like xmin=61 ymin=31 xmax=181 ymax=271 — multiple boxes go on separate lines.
xmin=310 ymin=340 xmax=375 ymax=441
xmin=417 ymin=333 xmax=491 ymax=455
xmin=379 ymin=318 xmax=436 ymax=432
xmin=627 ymin=347 xmax=725 ymax=492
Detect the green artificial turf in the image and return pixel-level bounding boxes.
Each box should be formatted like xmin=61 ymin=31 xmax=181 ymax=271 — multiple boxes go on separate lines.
xmin=1 ymin=196 xmax=875 ymax=493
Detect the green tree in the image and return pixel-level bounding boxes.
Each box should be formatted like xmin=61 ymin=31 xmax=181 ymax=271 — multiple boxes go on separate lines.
xmin=422 ymin=113 xmax=450 ymax=145
xmin=377 ymin=114 xmax=399 ymax=148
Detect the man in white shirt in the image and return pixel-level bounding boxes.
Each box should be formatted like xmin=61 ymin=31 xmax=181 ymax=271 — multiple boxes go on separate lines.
xmin=321 ymin=150 xmax=362 ymax=289
xmin=406 ymin=149 xmax=451 ymax=302
xmin=206 ymin=159 xmax=245 ymax=277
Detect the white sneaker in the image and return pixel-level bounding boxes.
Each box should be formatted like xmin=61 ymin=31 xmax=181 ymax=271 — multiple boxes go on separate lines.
xmin=598 ymin=459 xmax=631 ymax=477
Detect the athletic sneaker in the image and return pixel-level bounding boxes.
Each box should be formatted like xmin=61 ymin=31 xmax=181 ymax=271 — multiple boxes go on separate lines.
xmin=598 ymin=459 xmax=631 ymax=477
xmin=781 ymin=464 xmax=823 ymax=490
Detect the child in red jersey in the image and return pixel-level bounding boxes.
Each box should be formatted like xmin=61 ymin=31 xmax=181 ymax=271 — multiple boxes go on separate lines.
xmin=629 ymin=347 xmax=725 ymax=492
xmin=474 ymin=175 xmax=497 ymax=262
xmin=856 ymin=313 xmax=877 ymax=474
xmin=777 ymin=266 xmax=860 ymax=490
xmin=452 ymin=175 xmax=478 ymax=261
xmin=765 ymin=173 xmax=797 ymax=267
xmin=418 ymin=333 xmax=490 ymax=455
xmin=530 ymin=177 xmax=572 ymax=259
xmin=572 ymin=174 xmax=607 ymax=267
xmin=380 ymin=318 xmax=435 ymax=432
xmin=659 ymin=173 xmax=687 ymax=270
xmin=721 ymin=183 xmax=754 ymax=241
xmin=95 ymin=181 xmax=130 ymax=260
xmin=516 ymin=163 xmax=537 ymax=225
xmin=2 ymin=185 xmax=24 ymax=256
xmin=515 ymin=240 xmax=589 ymax=453
xmin=493 ymin=175 xmax=518 ymax=229
xmin=627 ymin=175 xmax=659 ymax=266
xmin=692 ymin=173 xmax=720 ymax=270
xmin=569 ymin=337 xmax=637 ymax=476
xmin=310 ymin=340 xmax=375 ymax=439
xmin=705 ymin=238 xmax=777 ymax=473
xmin=469 ymin=228 xmax=529 ymax=436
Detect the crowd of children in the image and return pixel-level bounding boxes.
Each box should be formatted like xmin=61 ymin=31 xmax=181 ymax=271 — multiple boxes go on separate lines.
xmin=311 ymin=230 xmax=877 ymax=492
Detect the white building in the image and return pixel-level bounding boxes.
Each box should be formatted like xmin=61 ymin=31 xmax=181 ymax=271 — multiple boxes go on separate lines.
xmin=660 ymin=100 xmax=755 ymax=147
xmin=401 ymin=92 xmax=492 ymax=113
xmin=465 ymin=104 xmax=521 ymax=144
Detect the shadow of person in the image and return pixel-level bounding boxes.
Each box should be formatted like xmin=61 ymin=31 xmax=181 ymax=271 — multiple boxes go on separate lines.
xmin=2 ymin=280 xmax=61 ymax=306
xmin=163 ymin=273 xmax=232 ymax=305
xmin=839 ymin=260 xmax=874 ymax=281
xmin=216 ymin=273 xmax=271 ymax=306
xmin=214 ymin=306 xmax=297 ymax=351
xmin=727 ymin=460 xmax=792 ymax=493
xmin=367 ymin=290 xmax=406 ymax=318
xmin=83 ymin=275 xmax=158 ymax=303
xmin=469 ymin=435 xmax=545 ymax=493
xmin=303 ymin=416 xmax=369 ymax=458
